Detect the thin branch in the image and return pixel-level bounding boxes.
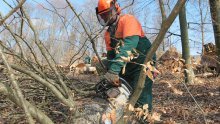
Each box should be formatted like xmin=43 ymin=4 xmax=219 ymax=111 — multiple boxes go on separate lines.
xmin=21 ymin=7 xmax=72 ymax=99
xmin=65 ymin=0 xmax=106 ymax=70
xmin=9 ymin=64 xmax=74 ymax=108
xmin=0 ymin=42 xmax=69 ymax=99
xmin=0 ymin=0 xmax=26 ymax=26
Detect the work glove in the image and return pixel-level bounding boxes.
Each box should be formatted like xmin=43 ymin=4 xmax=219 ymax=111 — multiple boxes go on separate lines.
xmin=104 ymin=71 xmax=120 ymax=86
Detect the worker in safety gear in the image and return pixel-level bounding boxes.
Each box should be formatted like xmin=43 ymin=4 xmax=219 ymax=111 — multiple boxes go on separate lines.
xmin=96 ymin=0 xmax=156 ymax=112
xmin=84 ymin=55 xmax=91 ymax=64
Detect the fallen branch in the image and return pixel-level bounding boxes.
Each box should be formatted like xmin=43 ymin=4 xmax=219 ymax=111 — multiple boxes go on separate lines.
xmin=0 ymin=45 xmax=34 ymax=124
xmin=0 ymin=83 xmax=54 ymax=124
xmin=9 ymin=64 xmax=75 ymax=108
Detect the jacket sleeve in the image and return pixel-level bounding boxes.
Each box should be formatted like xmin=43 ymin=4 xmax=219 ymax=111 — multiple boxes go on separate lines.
xmin=109 ymin=36 xmax=139 ymax=74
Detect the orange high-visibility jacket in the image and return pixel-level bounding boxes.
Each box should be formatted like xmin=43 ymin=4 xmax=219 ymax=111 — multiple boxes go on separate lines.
xmin=104 ymin=14 xmax=145 ymax=51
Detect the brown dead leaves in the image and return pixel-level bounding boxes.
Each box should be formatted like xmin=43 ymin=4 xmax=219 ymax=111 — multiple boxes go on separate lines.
xmin=118 ymin=48 xmax=140 ymax=63
xmin=117 ymin=49 xmax=160 ymax=80
xmin=119 ymin=50 xmax=137 ymax=63
xmin=143 ymin=61 xmax=160 ymax=81
xmin=124 ymin=103 xmax=161 ymax=123
xmin=166 ymin=81 xmax=183 ymax=95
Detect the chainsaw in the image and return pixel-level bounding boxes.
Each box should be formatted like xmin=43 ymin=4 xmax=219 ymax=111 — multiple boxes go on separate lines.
xmin=95 ymin=77 xmax=133 ymax=99
xmin=95 ymin=78 xmax=133 ymax=123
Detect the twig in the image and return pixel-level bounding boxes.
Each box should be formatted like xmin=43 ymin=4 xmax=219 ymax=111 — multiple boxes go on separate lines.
xmin=65 ymin=0 xmax=106 ymax=70
xmin=21 ymin=7 xmax=72 ymax=100
xmin=0 ymin=0 xmax=26 ymax=26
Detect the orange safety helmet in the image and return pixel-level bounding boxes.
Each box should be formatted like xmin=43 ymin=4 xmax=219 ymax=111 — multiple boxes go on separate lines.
xmin=96 ymin=0 xmax=121 ymax=26
xmin=97 ymin=0 xmax=121 ymax=15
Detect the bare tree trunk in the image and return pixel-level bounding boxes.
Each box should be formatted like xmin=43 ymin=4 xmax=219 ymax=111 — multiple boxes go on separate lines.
xmin=179 ymin=5 xmax=195 ymax=84
xmin=209 ymin=0 xmax=220 ymax=73
xmin=199 ymin=0 xmax=205 ymax=54
xmin=159 ymin=0 xmax=167 ymax=51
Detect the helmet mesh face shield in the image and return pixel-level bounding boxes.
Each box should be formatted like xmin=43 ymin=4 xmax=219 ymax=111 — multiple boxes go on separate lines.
xmin=96 ymin=6 xmax=117 ymax=26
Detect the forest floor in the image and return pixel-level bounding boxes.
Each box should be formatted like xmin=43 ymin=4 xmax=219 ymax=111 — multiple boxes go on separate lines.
xmin=0 ymin=72 xmax=219 ymax=124
xmin=152 ymin=73 xmax=219 ymax=124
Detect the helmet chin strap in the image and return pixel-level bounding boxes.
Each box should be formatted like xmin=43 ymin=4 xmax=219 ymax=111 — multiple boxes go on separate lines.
xmin=107 ymin=15 xmax=119 ymax=35
xmin=107 ymin=13 xmax=119 ymax=28
xmin=111 ymin=14 xmax=119 ymax=26
xmin=106 ymin=4 xmax=119 ymax=26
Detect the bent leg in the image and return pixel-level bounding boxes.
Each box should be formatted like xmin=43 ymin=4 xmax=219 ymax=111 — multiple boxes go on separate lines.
xmin=136 ymin=77 xmax=153 ymax=112
xmin=123 ymin=72 xmax=153 ymax=112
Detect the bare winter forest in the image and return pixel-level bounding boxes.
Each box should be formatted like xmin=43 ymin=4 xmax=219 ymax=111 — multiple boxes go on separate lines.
xmin=0 ymin=0 xmax=219 ymax=124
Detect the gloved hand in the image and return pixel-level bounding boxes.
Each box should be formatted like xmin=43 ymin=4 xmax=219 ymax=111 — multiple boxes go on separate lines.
xmin=104 ymin=71 xmax=120 ymax=86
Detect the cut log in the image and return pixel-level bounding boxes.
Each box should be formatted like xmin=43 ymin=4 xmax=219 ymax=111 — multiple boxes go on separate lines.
xmin=195 ymin=72 xmax=215 ymax=78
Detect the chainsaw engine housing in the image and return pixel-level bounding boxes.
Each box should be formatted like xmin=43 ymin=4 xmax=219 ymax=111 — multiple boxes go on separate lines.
xmin=95 ymin=78 xmax=132 ymax=99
